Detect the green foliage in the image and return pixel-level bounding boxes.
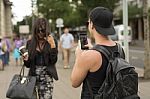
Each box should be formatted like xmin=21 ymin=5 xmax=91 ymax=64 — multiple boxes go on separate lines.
xmin=14 ymin=0 xmax=120 ymax=33
xmin=119 ymin=4 xmax=143 ymax=19
xmin=36 ymin=0 xmax=120 ymax=28
xmin=81 ymin=0 xmax=120 ymax=12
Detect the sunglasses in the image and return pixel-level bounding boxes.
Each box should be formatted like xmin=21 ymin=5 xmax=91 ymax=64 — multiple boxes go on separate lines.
xmin=86 ymin=21 xmax=89 ymax=27
xmin=38 ymin=29 xmax=46 ymax=34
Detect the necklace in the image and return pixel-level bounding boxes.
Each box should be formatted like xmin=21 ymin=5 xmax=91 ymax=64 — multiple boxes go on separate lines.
xmin=37 ymin=40 xmax=46 ymax=51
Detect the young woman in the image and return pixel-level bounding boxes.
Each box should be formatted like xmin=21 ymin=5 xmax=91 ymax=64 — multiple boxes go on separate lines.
xmin=23 ymin=18 xmax=58 ymax=99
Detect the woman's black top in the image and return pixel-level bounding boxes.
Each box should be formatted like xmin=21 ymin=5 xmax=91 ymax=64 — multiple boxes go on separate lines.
xmin=35 ymin=50 xmax=46 ymax=66
xmin=24 ymin=40 xmax=58 ymax=80
xmin=81 ymin=44 xmax=125 ymax=99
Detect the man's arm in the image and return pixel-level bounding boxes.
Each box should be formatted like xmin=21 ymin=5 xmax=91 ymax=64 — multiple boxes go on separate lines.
xmin=71 ymin=47 xmax=101 ymax=88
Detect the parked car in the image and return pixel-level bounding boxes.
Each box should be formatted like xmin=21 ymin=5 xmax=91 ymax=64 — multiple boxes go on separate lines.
xmin=109 ymin=24 xmax=132 ymax=42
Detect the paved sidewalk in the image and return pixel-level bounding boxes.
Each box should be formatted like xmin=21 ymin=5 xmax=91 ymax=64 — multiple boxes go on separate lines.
xmin=0 ymin=50 xmax=150 ymax=99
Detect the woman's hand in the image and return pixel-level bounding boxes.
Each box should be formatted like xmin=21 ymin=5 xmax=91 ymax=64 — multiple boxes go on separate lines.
xmin=47 ymin=35 xmax=56 ymax=48
xmin=22 ymin=54 xmax=29 ymax=61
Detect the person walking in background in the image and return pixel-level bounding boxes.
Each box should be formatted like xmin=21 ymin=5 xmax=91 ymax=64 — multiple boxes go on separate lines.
xmin=71 ymin=7 xmax=126 ymax=99
xmin=23 ymin=18 xmax=58 ymax=99
xmin=3 ymin=36 xmax=12 ymax=66
xmin=13 ymin=35 xmax=23 ymax=66
xmin=60 ymin=27 xmax=74 ymax=69
xmin=0 ymin=36 xmax=6 ymax=70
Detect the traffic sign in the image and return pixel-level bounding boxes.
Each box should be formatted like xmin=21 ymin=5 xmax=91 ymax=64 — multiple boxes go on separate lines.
xmin=56 ymin=18 xmax=63 ymax=26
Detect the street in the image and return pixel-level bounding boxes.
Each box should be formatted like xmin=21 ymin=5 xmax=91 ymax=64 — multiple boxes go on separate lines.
xmin=129 ymin=49 xmax=144 ymax=68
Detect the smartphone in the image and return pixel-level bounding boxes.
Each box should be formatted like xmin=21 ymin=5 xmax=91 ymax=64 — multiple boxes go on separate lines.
xmin=79 ymin=33 xmax=89 ymax=50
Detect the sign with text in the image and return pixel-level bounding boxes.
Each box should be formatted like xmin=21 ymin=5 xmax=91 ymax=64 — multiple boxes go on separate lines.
xmin=19 ymin=25 xmax=29 ymax=34
xmin=56 ymin=18 xmax=64 ymax=27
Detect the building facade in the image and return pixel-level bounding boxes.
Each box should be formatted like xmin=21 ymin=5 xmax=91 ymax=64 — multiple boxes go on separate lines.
xmin=0 ymin=0 xmax=12 ymax=37
xmin=114 ymin=0 xmax=150 ymax=41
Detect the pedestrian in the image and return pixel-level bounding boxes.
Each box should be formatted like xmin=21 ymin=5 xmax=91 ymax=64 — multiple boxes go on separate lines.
xmin=3 ymin=36 xmax=12 ymax=65
xmin=60 ymin=27 xmax=74 ymax=69
xmin=71 ymin=7 xmax=125 ymax=99
xmin=0 ymin=36 xmax=5 ymax=70
xmin=23 ymin=18 xmax=58 ymax=99
xmin=13 ymin=35 xmax=23 ymax=66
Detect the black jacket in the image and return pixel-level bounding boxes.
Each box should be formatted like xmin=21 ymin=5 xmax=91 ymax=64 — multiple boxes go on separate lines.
xmin=24 ymin=39 xmax=58 ymax=80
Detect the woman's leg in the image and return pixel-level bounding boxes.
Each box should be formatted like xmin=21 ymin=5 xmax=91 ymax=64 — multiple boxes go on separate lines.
xmin=36 ymin=66 xmax=54 ymax=99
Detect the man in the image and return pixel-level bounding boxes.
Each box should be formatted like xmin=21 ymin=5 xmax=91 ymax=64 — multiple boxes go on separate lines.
xmin=60 ymin=27 xmax=74 ymax=69
xmin=71 ymin=7 xmax=118 ymax=99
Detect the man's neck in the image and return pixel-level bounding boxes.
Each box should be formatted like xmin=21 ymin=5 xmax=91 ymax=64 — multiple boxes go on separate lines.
xmin=94 ymin=33 xmax=115 ymax=46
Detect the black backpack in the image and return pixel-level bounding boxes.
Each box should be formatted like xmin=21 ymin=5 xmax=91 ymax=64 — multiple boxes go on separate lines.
xmin=87 ymin=44 xmax=140 ymax=99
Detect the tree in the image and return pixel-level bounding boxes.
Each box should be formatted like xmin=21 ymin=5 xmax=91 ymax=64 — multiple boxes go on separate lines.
xmin=81 ymin=0 xmax=120 ymax=12
xmin=119 ymin=4 xmax=143 ymax=19
xmin=36 ymin=0 xmax=120 ymax=29
xmin=77 ymin=0 xmax=120 ymax=25
xmin=37 ymin=0 xmax=74 ymax=30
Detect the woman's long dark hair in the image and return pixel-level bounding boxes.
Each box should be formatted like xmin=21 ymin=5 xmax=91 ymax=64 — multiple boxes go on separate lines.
xmin=28 ymin=18 xmax=50 ymax=59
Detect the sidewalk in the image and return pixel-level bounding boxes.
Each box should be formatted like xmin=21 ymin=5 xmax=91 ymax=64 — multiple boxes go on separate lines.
xmin=0 ymin=50 xmax=150 ymax=99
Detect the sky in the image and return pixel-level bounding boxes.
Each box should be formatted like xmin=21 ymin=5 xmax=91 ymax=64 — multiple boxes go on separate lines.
xmin=10 ymin=0 xmax=32 ymax=24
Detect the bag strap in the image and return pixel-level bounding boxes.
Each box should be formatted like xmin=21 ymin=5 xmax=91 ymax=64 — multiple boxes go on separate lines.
xmin=19 ymin=65 xmax=25 ymax=77
xmin=92 ymin=45 xmax=111 ymax=60
xmin=116 ymin=43 xmax=124 ymax=58
xmin=93 ymin=43 xmax=124 ymax=59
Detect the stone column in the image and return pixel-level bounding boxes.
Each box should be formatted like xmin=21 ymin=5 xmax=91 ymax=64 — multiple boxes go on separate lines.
xmin=0 ymin=0 xmax=5 ymax=36
xmin=0 ymin=0 xmax=2 ymax=35
xmin=5 ymin=3 xmax=12 ymax=37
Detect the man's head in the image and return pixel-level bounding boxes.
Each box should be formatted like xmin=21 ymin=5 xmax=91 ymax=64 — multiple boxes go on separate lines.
xmin=88 ymin=7 xmax=115 ymax=36
xmin=63 ymin=27 xmax=69 ymax=34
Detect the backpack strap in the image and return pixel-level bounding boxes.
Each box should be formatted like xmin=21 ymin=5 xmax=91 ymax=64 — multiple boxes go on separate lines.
xmin=92 ymin=45 xmax=111 ymax=60
xmin=117 ymin=43 xmax=122 ymax=54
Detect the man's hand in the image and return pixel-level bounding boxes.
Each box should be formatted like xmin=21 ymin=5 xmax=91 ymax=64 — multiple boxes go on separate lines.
xmin=47 ymin=35 xmax=56 ymax=48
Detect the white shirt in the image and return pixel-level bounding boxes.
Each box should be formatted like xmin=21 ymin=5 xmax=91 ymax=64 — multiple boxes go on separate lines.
xmin=0 ymin=42 xmax=4 ymax=55
xmin=60 ymin=33 xmax=74 ymax=49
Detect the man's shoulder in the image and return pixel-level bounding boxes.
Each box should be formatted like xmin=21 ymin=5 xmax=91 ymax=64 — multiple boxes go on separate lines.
xmin=68 ymin=33 xmax=73 ymax=36
xmin=81 ymin=50 xmax=101 ymax=61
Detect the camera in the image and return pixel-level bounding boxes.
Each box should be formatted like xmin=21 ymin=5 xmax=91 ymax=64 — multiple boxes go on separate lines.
xmin=78 ymin=33 xmax=89 ymax=50
xmin=19 ymin=46 xmax=28 ymax=56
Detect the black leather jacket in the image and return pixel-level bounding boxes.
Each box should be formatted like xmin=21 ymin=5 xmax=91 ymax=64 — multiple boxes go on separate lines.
xmin=24 ymin=40 xmax=58 ymax=80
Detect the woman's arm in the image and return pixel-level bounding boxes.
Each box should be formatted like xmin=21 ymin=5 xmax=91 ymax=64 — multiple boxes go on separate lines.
xmin=49 ymin=49 xmax=58 ymax=64
xmin=46 ymin=35 xmax=58 ymax=64
xmin=49 ymin=38 xmax=58 ymax=64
